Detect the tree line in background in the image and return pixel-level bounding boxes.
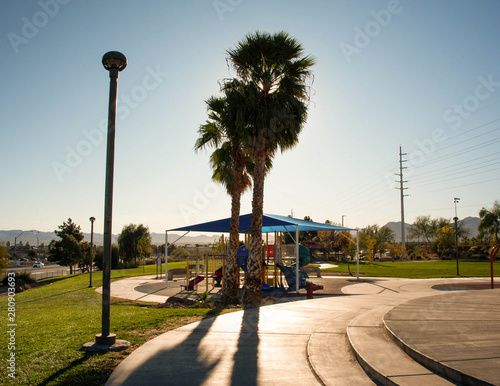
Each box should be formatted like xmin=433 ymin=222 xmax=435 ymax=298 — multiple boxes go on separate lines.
xmin=46 ymin=219 xmax=154 ymax=273
xmin=5 ymin=198 xmax=496 ymax=282
xmin=302 ymin=200 xmax=500 ymax=262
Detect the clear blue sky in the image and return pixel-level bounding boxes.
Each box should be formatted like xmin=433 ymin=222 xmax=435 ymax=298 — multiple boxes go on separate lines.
xmin=1 ymin=0 xmax=499 ymax=236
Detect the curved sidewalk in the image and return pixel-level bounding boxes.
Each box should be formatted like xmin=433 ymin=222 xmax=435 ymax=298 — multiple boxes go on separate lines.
xmin=106 ymin=277 xmax=498 ymax=385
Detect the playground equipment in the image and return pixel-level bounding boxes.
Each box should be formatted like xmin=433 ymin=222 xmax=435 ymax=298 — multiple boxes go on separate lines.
xmin=179 ymin=244 xmax=227 ymax=292
xmin=175 ymin=232 xmax=324 ymax=294
xmin=166 ymin=213 xmax=358 ymax=292
xmin=236 ymin=246 xmax=271 ymax=290
xmin=276 ymin=244 xmax=311 ymax=291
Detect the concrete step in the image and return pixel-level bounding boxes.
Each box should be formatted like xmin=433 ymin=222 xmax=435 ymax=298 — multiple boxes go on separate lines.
xmin=383 ymin=290 xmax=500 ymax=386
xmin=347 ymin=305 xmax=455 ymax=385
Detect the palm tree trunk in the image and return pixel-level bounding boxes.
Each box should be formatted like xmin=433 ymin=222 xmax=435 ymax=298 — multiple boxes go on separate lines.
xmin=242 ymin=153 xmax=266 ymax=306
xmin=221 ymin=186 xmax=242 ymax=305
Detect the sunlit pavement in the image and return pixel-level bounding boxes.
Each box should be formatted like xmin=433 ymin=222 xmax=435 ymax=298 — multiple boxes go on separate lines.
xmin=105 ymin=277 xmax=499 ymax=385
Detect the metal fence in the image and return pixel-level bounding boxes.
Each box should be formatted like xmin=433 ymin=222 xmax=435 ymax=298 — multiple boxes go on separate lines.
xmin=29 ymin=269 xmax=72 ymax=280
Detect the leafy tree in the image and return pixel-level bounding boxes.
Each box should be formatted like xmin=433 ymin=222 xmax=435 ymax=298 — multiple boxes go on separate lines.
xmin=195 ymin=91 xmax=253 ymax=306
xmin=137 ymin=234 xmax=153 ymax=267
xmin=409 ymin=215 xmax=435 ymax=244
xmin=479 ymin=200 xmax=500 ymax=243
xmin=117 ymin=224 xmax=152 ymax=266
xmin=171 ymin=246 xmax=189 ymax=258
xmin=359 ymin=224 xmax=395 ymax=260
xmin=435 ymin=225 xmax=455 ymax=255
xmin=317 ymin=220 xmax=350 ymax=259
xmin=225 ymin=31 xmax=315 ymax=305
xmin=94 ymin=245 xmax=120 ymax=270
xmin=47 ymin=218 xmax=85 ymax=274
xmin=0 ymin=241 xmax=10 ymax=275
xmin=28 ymin=250 xmax=37 ymax=258
xmin=300 ymin=216 xmax=318 ymax=243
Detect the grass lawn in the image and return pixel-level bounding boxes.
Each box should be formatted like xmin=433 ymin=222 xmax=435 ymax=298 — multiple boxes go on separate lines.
xmin=322 ymin=259 xmax=500 ymax=279
xmin=1 ymin=263 xmax=233 ymax=386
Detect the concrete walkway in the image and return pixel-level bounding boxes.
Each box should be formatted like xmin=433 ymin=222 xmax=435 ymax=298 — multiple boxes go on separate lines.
xmin=105 ymin=277 xmax=499 ymax=385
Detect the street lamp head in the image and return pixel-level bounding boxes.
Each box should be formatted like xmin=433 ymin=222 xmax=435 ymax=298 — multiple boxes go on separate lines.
xmin=89 ymin=217 xmax=96 ymax=223
xmin=102 ymin=51 xmax=127 ymax=72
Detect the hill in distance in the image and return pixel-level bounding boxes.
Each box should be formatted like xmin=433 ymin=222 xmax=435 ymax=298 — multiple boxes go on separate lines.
xmin=1 ymin=217 xmax=481 ymax=247
xmin=0 ymin=230 xmax=218 ymax=247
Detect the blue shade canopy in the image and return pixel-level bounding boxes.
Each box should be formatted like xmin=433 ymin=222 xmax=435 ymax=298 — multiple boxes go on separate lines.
xmin=169 ymin=213 xmax=353 ymax=233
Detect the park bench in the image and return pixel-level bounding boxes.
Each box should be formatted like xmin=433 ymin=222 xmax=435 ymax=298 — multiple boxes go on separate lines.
xmin=300 ymin=265 xmax=321 ymax=278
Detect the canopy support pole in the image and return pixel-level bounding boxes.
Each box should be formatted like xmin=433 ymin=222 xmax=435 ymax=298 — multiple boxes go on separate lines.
xmin=165 ymin=230 xmax=168 ymax=286
xmin=356 ymin=229 xmax=360 ymax=281
xmin=295 ymin=225 xmax=299 ymax=293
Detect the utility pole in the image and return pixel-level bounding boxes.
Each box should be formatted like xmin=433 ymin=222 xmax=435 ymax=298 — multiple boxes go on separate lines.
xmin=396 ymin=146 xmax=409 ymax=259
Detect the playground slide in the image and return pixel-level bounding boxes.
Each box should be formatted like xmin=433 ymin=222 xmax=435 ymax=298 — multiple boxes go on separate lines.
xmin=276 ymin=245 xmax=311 ymax=291
xmin=186 ymin=275 xmax=205 ymax=290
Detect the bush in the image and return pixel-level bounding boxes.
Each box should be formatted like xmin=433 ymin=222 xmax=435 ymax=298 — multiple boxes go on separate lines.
xmin=94 ymin=245 xmax=120 ymax=270
xmin=1 ymin=271 xmax=37 ymax=293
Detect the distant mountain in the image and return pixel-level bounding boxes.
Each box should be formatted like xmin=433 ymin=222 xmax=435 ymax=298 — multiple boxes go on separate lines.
xmin=383 ymin=222 xmax=412 ymax=243
xmin=383 ymin=216 xmax=481 ymax=242
xmin=0 ymin=230 xmax=218 ymax=247
xmin=457 ymin=217 xmax=481 ymax=237
xmin=2 ymin=217 xmax=482 ymax=247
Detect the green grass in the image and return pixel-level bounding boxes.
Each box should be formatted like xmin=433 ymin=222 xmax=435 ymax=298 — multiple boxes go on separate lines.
xmin=0 ymin=264 xmax=228 ymax=386
xmin=323 ymin=259 xmax=500 ymax=279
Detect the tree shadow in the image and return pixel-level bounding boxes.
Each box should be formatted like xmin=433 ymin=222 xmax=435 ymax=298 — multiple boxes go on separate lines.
xmin=38 ymin=352 xmax=97 ymax=386
xmin=113 ymin=309 xmax=225 ymax=385
xmin=231 ymin=307 xmax=260 ymax=385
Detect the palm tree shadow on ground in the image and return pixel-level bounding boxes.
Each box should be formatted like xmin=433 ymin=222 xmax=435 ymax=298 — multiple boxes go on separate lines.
xmin=114 ymin=310 xmax=224 ymax=385
xmin=231 ymin=307 xmax=260 ymax=385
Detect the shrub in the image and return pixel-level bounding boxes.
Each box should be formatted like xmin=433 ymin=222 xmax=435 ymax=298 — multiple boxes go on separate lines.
xmin=1 ymin=271 xmax=37 ymax=293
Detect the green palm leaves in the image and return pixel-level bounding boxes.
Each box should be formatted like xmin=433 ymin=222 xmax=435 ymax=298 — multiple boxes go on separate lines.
xmin=196 ymin=31 xmax=315 ymax=306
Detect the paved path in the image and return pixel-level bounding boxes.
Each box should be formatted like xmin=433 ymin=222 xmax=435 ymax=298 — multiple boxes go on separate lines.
xmin=104 ymin=276 xmax=499 ymax=385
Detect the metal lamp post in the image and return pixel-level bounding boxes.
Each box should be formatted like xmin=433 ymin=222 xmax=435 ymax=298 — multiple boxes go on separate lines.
xmin=14 ymin=231 xmax=26 ymax=262
xmin=96 ymin=51 xmax=127 ymax=347
xmin=454 ymin=197 xmax=460 ymax=276
xmin=89 ymin=217 xmax=95 ymax=288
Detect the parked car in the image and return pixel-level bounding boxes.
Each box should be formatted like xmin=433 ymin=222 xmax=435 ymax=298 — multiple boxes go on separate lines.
xmin=32 ymin=262 xmax=44 ymax=268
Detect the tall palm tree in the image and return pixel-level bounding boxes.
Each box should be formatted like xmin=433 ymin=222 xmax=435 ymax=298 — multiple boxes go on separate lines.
xmin=225 ymin=31 xmax=315 ymax=305
xmin=195 ymin=92 xmax=251 ymax=305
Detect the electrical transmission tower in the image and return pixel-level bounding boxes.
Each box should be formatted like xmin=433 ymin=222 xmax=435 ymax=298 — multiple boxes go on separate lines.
xmin=395 ymin=146 xmax=409 ymax=259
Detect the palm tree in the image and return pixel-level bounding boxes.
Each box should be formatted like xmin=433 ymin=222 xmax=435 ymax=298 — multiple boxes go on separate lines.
xmin=225 ymin=31 xmax=315 ymax=305
xmin=479 ymin=200 xmax=500 ymax=243
xmin=195 ymin=93 xmax=251 ymax=305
